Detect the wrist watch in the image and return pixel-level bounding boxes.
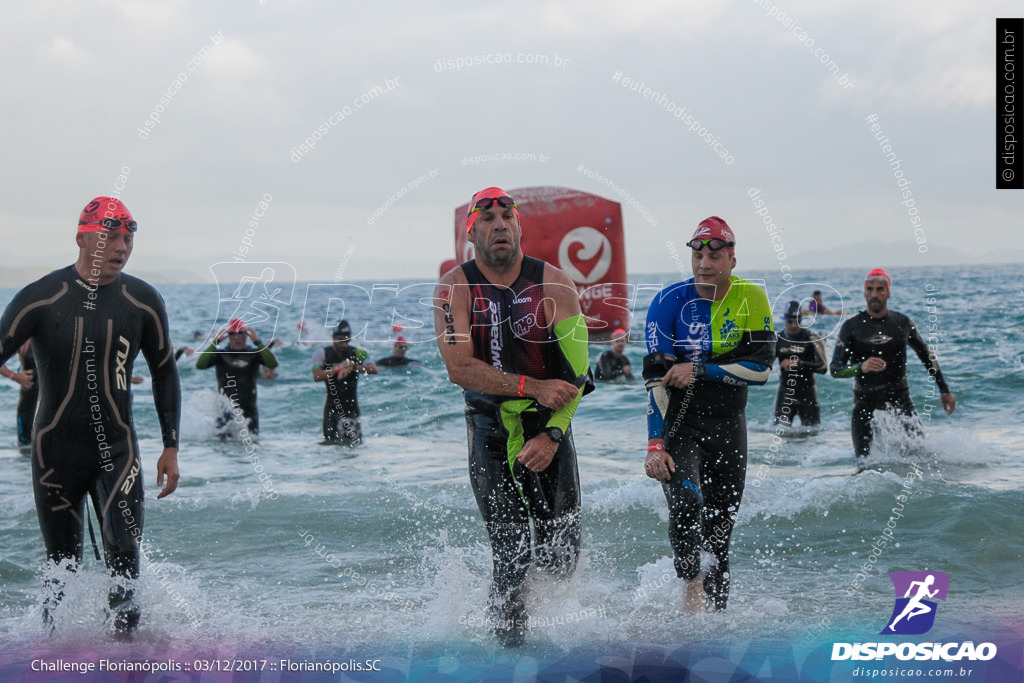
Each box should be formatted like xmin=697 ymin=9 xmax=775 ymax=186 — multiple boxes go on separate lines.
xmin=545 ymin=427 xmax=564 ymax=443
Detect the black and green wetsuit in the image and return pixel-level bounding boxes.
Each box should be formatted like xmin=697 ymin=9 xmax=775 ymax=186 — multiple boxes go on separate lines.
xmin=195 ymin=341 xmax=277 ymax=434
xmin=830 ymin=310 xmax=950 ymax=457
xmin=461 ymin=256 xmax=592 ymax=615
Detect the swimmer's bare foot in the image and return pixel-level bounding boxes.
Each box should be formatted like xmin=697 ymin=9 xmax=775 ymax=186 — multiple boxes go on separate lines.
xmin=682 ymin=577 xmax=706 ymax=614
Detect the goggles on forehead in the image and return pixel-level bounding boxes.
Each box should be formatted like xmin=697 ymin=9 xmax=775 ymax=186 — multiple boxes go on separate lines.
xmin=687 ymin=237 xmax=734 ymax=252
xmin=79 ymin=217 xmax=138 ymax=233
xmin=469 ymin=195 xmax=516 ymax=214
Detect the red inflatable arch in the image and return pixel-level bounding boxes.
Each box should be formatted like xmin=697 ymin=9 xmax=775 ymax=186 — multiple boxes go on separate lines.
xmin=440 ymin=186 xmax=628 ymax=341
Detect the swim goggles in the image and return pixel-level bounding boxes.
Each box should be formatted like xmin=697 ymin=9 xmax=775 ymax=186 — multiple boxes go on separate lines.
xmin=78 ymin=217 xmax=138 ymax=233
xmin=468 ymin=195 xmax=517 ymax=214
xmin=687 ymin=237 xmax=734 ymax=251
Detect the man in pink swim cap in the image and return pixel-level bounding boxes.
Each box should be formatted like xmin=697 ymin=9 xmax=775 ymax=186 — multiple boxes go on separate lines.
xmin=830 ymin=268 xmax=956 ymax=458
xmin=0 ymin=196 xmax=180 ymax=639
xmin=434 ymin=186 xmax=594 ymax=646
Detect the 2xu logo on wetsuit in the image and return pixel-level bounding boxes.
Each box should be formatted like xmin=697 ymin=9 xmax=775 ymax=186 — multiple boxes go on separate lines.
xmin=115 ymin=336 xmax=130 ymax=390
xmin=831 ymin=571 xmax=996 ymax=662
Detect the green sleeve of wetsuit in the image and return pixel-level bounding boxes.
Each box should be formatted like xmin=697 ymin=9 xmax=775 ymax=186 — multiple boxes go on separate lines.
xmin=497 ymin=314 xmax=591 ymax=463
xmin=194 ymin=341 xmax=220 ymax=370
xmin=545 ymin=313 xmax=591 ymax=432
xmin=256 ymin=343 xmax=278 ymax=368
xmin=829 ymin=322 xmax=861 ymax=378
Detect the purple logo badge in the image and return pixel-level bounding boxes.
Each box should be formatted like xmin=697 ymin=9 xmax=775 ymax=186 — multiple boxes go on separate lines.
xmin=881 ymin=571 xmax=949 ymax=635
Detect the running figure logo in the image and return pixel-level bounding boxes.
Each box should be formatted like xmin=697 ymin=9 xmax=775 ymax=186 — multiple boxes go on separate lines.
xmin=881 ymin=571 xmax=949 ymax=635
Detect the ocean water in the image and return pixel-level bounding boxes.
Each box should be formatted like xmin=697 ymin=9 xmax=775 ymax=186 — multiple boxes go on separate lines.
xmin=0 ymin=264 xmax=1021 ymax=681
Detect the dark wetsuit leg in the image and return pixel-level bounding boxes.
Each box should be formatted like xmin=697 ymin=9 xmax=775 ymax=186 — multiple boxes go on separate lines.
xmin=32 ymin=431 xmax=143 ymax=630
xmin=88 ymin=446 xmax=144 ymax=631
xmin=466 ymin=404 xmax=581 ymax=605
xmin=217 ymin=394 xmax=258 ymax=435
xmin=851 ymin=397 xmax=875 ymax=457
xmin=796 ymin=395 xmax=821 ymax=426
xmin=322 ymin=401 xmax=340 ymax=442
xmin=323 ymin=400 xmax=360 ymax=445
xmin=775 ymin=383 xmax=820 ymax=427
xmin=852 ymin=388 xmax=919 ymax=457
xmin=773 ymin=385 xmax=793 ymax=426
xmin=664 ymin=411 xmax=746 ymax=610
xmin=237 ymin=397 xmax=259 ymax=434
xmin=521 ymin=424 xmax=581 ymax=578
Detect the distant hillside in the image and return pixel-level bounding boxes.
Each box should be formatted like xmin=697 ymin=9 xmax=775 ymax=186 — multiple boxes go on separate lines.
xmin=738 ymin=241 xmax=1024 ymax=270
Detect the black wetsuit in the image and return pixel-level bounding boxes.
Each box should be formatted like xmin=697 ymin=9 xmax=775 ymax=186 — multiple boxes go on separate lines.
xmin=594 ymin=350 xmax=630 ymax=381
xmin=195 ymin=343 xmax=276 ymax=433
xmin=461 ymin=257 xmax=584 ymax=611
xmin=0 ymin=265 xmax=180 ymax=631
xmin=376 ymin=356 xmax=417 ymax=367
xmin=314 ymin=344 xmax=369 ymax=445
xmin=16 ymin=344 xmax=38 ymax=446
xmin=773 ymin=328 xmax=827 ymax=426
xmin=830 ymin=310 xmax=949 ymax=457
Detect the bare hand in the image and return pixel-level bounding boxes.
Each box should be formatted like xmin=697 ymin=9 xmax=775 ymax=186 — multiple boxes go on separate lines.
xmin=516 ymin=434 xmax=559 ymax=472
xmin=779 ymin=358 xmax=794 ymax=372
xmin=156 ymin=448 xmax=180 ymax=499
xmin=941 ymin=392 xmax=956 ymax=415
xmin=247 ymin=327 xmax=261 ymax=344
xmin=662 ymin=362 xmax=694 ymax=388
xmin=533 ymin=379 xmax=579 ymax=410
xmin=861 ymin=357 xmax=886 ymax=373
xmin=363 ymin=361 xmax=379 ymax=375
xmin=644 ymin=446 xmax=675 ymax=483
xmin=336 ymin=359 xmax=355 ymax=378
xmin=13 ymin=369 xmax=34 ymax=389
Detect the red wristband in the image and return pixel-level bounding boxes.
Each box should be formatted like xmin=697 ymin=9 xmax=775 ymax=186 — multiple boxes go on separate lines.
xmin=647 ymin=443 xmax=665 ymax=452
xmin=517 ymin=375 xmax=526 ymax=397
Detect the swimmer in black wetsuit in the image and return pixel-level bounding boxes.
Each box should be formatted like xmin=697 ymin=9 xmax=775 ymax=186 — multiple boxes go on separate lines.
xmin=774 ymin=302 xmax=827 ymax=427
xmin=830 ymin=269 xmax=955 ymax=457
xmin=434 ymin=187 xmax=593 ymax=646
xmin=195 ymin=318 xmax=278 ymax=434
xmin=312 ymin=320 xmax=377 ymax=445
xmin=594 ymin=329 xmax=632 ymax=381
xmin=0 ymin=197 xmax=180 ymax=638
xmin=376 ymin=336 xmax=419 ymax=367
xmin=1 ymin=340 xmax=37 ymax=445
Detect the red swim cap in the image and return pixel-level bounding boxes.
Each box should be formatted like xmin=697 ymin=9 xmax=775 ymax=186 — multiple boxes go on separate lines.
xmin=78 ymin=197 xmax=136 ymax=233
xmin=227 ymin=318 xmax=246 ymax=333
xmin=864 ymin=268 xmax=891 ymax=291
xmin=466 ymin=187 xmax=520 ymax=233
xmin=693 ymin=216 xmax=735 ymax=254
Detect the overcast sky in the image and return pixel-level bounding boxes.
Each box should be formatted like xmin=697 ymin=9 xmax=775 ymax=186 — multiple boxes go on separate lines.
xmin=0 ymin=0 xmax=1019 ymax=282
